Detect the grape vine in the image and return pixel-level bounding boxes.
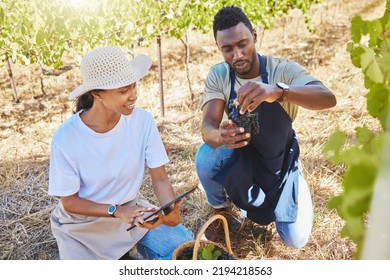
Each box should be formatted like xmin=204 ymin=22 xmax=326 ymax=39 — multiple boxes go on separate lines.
xmin=322 ymin=0 xmax=390 ymax=259
xmin=1 ymin=0 xmax=321 ymax=100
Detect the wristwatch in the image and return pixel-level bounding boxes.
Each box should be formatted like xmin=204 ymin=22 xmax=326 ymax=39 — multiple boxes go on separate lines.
xmin=276 ymin=82 xmax=290 ymax=102
xmin=108 ymin=204 xmax=117 ymax=217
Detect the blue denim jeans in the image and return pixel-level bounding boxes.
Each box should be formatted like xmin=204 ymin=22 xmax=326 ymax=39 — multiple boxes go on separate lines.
xmin=195 ymin=143 xmax=314 ymax=249
xmin=137 ymin=224 xmax=194 ymax=260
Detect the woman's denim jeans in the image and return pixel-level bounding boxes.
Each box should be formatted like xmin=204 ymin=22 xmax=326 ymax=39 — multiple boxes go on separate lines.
xmin=137 ymin=224 xmax=194 ymax=260
xmin=195 ymin=143 xmax=314 ymax=249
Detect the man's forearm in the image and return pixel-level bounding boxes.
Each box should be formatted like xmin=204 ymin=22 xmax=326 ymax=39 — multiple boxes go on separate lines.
xmin=201 ymin=124 xmax=223 ymax=148
xmin=285 ymin=83 xmax=336 ymax=110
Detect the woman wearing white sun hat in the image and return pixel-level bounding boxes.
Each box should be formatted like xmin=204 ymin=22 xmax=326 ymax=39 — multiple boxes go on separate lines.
xmin=48 ymin=46 xmax=194 ymax=260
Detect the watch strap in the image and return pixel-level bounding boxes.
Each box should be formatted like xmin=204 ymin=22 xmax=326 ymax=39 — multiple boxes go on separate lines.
xmin=277 ymin=90 xmax=288 ymax=102
xmin=276 ymin=83 xmax=289 ymax=102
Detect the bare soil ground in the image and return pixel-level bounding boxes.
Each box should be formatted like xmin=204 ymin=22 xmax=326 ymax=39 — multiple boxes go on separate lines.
xmin=0 ymin=0 xmax=386 ymax=260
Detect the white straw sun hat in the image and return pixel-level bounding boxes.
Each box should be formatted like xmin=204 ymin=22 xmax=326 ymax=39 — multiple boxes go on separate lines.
xmin=68 ymin=46 xmax=152 ymax=100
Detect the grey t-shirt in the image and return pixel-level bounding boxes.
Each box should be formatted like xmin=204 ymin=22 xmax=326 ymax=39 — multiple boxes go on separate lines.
xmin=202 ymin=54 xmax=319 ymax=122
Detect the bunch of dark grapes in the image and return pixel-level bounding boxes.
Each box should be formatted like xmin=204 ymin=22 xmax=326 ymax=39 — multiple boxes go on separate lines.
xmin=218 ymin=252 xmax=235 ymax=260
xmin=228 ymin=99 xmax=260 ymax=137
xmin=176 ymin=247 xmax=193 ymax=260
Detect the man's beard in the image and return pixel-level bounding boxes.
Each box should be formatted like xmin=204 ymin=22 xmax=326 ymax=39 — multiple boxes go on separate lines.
xmin=231 ymin=58 xmax=255 ymax=76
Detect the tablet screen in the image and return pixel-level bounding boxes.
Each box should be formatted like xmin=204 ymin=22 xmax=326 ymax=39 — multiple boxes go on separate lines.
xmin=127 ymin=186 xmax=197 ymax=231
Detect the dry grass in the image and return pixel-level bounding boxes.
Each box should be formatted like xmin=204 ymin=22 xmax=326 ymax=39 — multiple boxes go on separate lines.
xmin=0 ymin=0 xmax=385 ymax=260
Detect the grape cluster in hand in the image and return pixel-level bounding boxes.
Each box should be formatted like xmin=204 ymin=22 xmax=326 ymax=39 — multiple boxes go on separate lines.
xmin=228 ymin=99 xmax=260 ymax=137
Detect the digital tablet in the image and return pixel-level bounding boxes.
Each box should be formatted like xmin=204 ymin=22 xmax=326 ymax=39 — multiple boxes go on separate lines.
xmin=126 ymin=186 xmax=197 ymax=231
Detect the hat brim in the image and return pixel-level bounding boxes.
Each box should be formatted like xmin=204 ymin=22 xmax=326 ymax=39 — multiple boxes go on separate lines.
xmin=68 ymin=54 xmax=152 ymax=100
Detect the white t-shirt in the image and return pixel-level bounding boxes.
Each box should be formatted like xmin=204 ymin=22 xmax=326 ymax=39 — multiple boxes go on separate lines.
xmin=202 ymin=55 xmax=319 ymax=121
xmin=48 ymin=107 xmax=169 ymax=205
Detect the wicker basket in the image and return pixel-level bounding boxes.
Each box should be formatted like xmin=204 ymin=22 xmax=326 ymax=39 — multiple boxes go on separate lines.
xmin=172 ymin=214 xmax=236 ymax=260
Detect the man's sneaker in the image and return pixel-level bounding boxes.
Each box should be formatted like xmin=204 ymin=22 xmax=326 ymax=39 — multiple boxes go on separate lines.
xmin=204 ymin=205 xmax=234 ymax=242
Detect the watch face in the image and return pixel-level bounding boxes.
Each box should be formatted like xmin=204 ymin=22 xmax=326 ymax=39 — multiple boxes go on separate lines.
xmin=277 ymin=82 xmax=289 ymax=90
xmin=108 ymin=205 xmax=116 ymax=214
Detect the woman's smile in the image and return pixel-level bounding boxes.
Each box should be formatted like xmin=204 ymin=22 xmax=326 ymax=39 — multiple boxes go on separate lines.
xmin=124 ymin=103 xmax=135 ymax=110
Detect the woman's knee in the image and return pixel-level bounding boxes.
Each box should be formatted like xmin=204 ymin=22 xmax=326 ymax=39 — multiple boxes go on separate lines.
xmin=138 ymin=224 xmax=194 ymax=259
xmin=158 ymin=225 xmax=194 ymax=257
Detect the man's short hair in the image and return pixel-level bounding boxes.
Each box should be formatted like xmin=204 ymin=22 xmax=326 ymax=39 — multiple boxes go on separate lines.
xmin=213 ymin=6 xmax=253 ymax=40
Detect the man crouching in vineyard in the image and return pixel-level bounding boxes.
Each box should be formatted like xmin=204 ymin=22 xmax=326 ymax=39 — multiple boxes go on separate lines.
xmin=195 ymin=6 xmax=336 ymax=249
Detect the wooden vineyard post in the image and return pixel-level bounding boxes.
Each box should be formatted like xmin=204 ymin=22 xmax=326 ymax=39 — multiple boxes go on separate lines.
xmin=157 ymin=35 xmax=165 ymax=117
xmin=182 ymin=29 xmax=194 ymax=104
xmin=6 ymin=58 xmax=19 ymax=103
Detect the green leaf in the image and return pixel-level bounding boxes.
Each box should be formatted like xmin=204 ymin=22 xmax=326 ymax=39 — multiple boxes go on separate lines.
xmin=178 ymin=0 xmax=187 ymax=11
xmin=368 ymin=19 xmax=383 ymax=47
xmin=198 ymin=244 xmax=222 ymax=260
xmin=340 ymin=216 xmax=366 ymax=246
xmin=364 ymin=75 xmax=375 ymax=89
xmin=201 ymin=248 xmax=213 ymax=260
xmin=366 ymin=83 xmax=389 ymax=127
xmin=360 ymin=48 xmax=375 ymax=70
xmin=380 ymin=53 xmax=390 ymax=72
xmin=355 ymin=126 xmax=375 ymax=145
xmin=344 ymin=187 xmax=372 ymax=216
xmin=366 ymin=58 xmax=384 ymax=83
xmin=351 ymin=16 xmax=365 ymax=43
xmin=339 ymin=145 xmax=371 ymax=166
xmin=36 ymin=29 xmax=45 ymax=45
xmin=327 ymin=195 xmax=343 ymax=211
xmin=359 ymin=46 xmax=384 ymax=83
xmin=212 ymin=249 xmax=222 ymax=259
xmin=343 ymin=162 xmax=376 ymax=191
xmin=346 ymin=41 xmax=355 ymax=52
xmin=322 ymin=130 xmax=347 ymax=161
xmin=349 ymin=46 xmax=365 ymax=68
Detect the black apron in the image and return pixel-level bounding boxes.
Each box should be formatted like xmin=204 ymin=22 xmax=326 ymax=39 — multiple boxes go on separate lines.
xmin=213 ymin=54 xmax=299 ymax=225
